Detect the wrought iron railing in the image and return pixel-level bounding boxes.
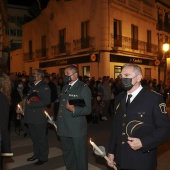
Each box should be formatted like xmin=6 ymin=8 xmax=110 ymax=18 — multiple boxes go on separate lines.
xmin=23 ymin=52 xmax=34 ymax=61
xmin=35 ymin=48 xmax=48 ymax=59
xmin=73 ymin=36 xmax=95 ymax=51
xmin=111 ymin=34 xmax=158 ymax=54
xmin=51 ymin=42 xmax=71 ymax=56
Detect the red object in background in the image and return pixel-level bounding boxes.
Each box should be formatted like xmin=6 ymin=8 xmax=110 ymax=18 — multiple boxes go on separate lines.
xmin=30 ymin=96 xmax=40 ymax=102
xmin=28 ymin=92 xmax=40 ymax=102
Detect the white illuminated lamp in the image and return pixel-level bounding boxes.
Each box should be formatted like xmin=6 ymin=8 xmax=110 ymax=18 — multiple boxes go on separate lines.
xmin=162 ymin=43 xmax=170 ymax=53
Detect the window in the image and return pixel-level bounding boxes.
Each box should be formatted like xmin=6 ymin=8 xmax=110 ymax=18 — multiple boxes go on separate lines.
xmin=9 ymin=15 xmax=16 ymax=23
xmin=59 ymin=68 xmax=65 ymax=77
xmin=157 ymin=9 xmax=163 ymax=30
xmin=165 ymin=36 xmax=168 ymax=42
xmin=113 ymin=19 xmax=122 ymax=47
xmin=114 ymin=66 xmax=122 ymax=79
xmin=147 ymin=30 xmax=151 ymax=52
xmin=164 ymin=12 xmax=169 ymax=32
xmin=145 ymin=68 xmax=151 ymax=80
xmin=16 ymin=16 xmax=23 ymax=22
xmin=10 ymin=29 xmax=16 ymax=36
xmin=41 ymin=35 xmax=46 ymax=57
xmin=29 ymin=40 xmax=32 ymax=60
xmin=81 ymin=21 xmax=89 ymax=49
xmin=131 ymin=24 xmax=138 ymax=50
xmin=59 ymin=28 xmax=66 ymax=53
xmin=5 ymin=28 xmax=9 ymax=35
xmin=83 ymin=66 xmax=90 ymax=77
xmin=17 ymin=29 xmax=22 ymax=37
xmin=29 ymin=67 xmax=33 ymax=75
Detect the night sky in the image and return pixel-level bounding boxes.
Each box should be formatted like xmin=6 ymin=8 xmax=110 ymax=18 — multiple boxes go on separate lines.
xmin=7 ymin=0 xmax=49 ymax=8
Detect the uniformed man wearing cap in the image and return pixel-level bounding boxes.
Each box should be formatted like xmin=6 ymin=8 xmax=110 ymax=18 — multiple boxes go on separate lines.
xmin=24 ymin=69 xmax=51 ymax=166
xmin=107 ymin=63 xmax=170 ymax=170
xmin=57 ymin=65 xmax=91 ymax=170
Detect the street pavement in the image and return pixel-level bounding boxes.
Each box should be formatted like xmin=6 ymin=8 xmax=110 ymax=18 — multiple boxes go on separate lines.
xmin=3 ymin=113 xmax=170 ymax=170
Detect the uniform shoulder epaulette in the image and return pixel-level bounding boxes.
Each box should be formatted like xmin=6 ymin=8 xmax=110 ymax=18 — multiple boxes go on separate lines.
xmin=150 ymin=90 xmax=162 ymax=96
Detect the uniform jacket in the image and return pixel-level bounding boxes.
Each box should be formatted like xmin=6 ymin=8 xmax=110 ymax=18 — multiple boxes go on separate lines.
xmin=108 ymin=88 xmax=170 ymax=170
xmin=24 ymin=80 xmax=51 ymax=124
xmin=57 ymin=80 xmax=91 ymax=137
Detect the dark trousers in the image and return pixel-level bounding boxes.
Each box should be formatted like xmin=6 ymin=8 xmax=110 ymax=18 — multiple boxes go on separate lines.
xmin=28 ymin=123 xmax=48 ymax=161
xmin=60 ymin=135 xmax=88 ymax=170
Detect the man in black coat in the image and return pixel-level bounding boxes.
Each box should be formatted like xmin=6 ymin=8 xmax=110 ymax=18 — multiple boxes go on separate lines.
xmin=44 ymin=74 xmax=57 ymax=118
xmin=57 ymin=65 xmax=91 ymax=170
xmin=0 ymin=73 xmax=13 ymax=169
xmin=24 ymin=69 xmax=51 ymax=166
xmin=108 ymin=64 xmax=170 ymax=170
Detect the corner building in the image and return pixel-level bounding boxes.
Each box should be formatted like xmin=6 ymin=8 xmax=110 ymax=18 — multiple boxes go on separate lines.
xmin=11 ymin=0 xmax=170 ymax=81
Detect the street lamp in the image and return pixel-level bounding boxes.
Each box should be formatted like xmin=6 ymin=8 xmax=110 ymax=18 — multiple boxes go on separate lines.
xmin=162 ymin=43 xmax=170 ymax=83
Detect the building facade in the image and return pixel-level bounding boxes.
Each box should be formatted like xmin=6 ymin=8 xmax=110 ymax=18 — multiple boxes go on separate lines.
xmin=7 ymin=4 xmax=29 ymax=51
xmin=156 ymin=0 xmax=170 ymax=83
xmin=11 ymin=0 xmax=170 ymax=81
xmin=0 ymin=0 xmax=9 ymax=72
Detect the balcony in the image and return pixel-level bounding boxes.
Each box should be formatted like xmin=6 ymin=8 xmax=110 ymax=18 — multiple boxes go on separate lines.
xmin=156 ymin=20 xmax=170 ymax=33
xmin=111 ymin=34 xmax=158 ymax=55
xmin=10 ymin=43 xmax=22 ymax=51
xmin=23 ymin=52 xmax=34 ymax=61
xmin=35 ymin=48 xmax=48 ymax=59
xmin=73 ymin=36 xmax=95 ymax=51
xmin=51 ymin=42 xmax=71 ymax=57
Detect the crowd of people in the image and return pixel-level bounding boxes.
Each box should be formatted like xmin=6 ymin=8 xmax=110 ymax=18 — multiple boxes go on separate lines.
xmin=0 ymin=64 xmax=170 ymax=169
xmin=6 ymin=69 xmax=170 ymax=129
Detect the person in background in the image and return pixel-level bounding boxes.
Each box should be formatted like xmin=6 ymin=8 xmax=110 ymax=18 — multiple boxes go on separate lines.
xmin=57 ymin=65 xmax=91 ymax=170
xmin=99 ymin=76 xmax=111 ymax=120
xmin=24 ymin=69 xmax=51 ymax=166
xmin=44 ymin=74 xmax=57 ymax=119
xmin=0 ymin=73 xmax=12 ymax=168
xmin=52 ymin=78 xmax=60 ymax=121
xmin=15 ymin=81 xmax=28 ymax=137
xmin=157 ymin=80 xmax=165 ymax=95
xmin=108 ymin=64 xmax=170 ymax=170
xmin=9 ymin=73 xmax=19 ymax=128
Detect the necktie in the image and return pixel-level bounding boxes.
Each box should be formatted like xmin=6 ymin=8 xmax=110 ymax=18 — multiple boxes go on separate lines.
xmin=126 ymin=94 xmax=132 ymax=108
xmin=65 ymin=85 xmax=71 ymax=94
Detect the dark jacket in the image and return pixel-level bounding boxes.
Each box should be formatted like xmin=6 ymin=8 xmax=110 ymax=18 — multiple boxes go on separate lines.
xmin=48 ymin=80 xmax=57 ymax=103
xmin=57 ymin=80 xmax=92 ymax=137
xmin=0 ymin=91 xmax=11 ymax=153
xmin=108 ymin=88 xmax=170 ymax=170
xmin=24 ymin=80 xmax=51 ymax=124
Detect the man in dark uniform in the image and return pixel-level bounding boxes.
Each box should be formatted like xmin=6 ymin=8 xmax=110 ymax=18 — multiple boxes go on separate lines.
xmin=107 ymin=64 xmax=170 ymax=170
xmin=24 ymin=69 xmax=51 ymax=166
xmin=57 ymin=65 xmax=91 ymax=170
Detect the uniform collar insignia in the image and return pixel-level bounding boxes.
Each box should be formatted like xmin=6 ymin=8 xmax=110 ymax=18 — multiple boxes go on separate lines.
xmin=159 ymin=103 xmax=167 ymax=114
xmin=69 ymin=94 xmax=78 ymax=97
xmin=33 ymin=90 xmax=39 ymax=92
